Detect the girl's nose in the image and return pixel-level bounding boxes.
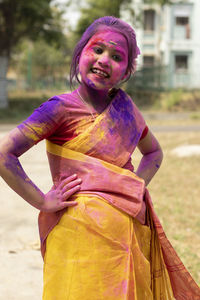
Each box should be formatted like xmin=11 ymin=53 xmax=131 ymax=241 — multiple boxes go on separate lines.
xmin=97 ymin=54 xmax=110 ymax=68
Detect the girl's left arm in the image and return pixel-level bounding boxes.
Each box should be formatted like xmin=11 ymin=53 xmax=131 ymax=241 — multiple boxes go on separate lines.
xmin=136 ymin=130 xmax=163 ymax=186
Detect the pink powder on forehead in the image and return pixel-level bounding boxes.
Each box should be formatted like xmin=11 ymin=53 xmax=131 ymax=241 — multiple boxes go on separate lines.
xmin=85 ymin=31 xmax=128 ymax=56
xmin=95 ymin=25 xmax=139 ymax=55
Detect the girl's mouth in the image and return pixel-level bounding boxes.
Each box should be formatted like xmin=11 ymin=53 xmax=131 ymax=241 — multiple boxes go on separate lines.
xmin=91 ymin=68 xmax=110 ymax=78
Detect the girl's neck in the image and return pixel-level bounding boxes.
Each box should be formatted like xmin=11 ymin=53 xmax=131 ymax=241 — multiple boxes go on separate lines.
xmin=77 ymin=84 xmax=111 ymax=113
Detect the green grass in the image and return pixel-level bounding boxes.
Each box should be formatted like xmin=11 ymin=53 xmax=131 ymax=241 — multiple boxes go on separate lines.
xmin=132 ymin=129 xmax=200 ymax=284
xmin=161 ymin=89 xmax=183 ymax=110
xmin=0 ymin=98 xmax=42 ymax=123
xmin=190 ymin=111 xmax=200 ymax=120
xmin=157 ymin=89 xmax=200 ymax=111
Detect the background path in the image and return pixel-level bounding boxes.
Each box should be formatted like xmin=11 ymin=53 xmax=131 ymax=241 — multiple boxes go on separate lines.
xmin=0 ymin=127 xmax=51 ymax=300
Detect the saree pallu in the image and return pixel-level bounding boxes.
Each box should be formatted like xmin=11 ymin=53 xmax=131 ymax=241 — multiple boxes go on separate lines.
xmin=39 ymin=90 xmax=200 ymax=299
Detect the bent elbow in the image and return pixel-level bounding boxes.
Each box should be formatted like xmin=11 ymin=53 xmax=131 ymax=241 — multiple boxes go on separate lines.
xmin=160 ymin=148 xmax=164 ymax=162
xmin=156 ymin=148 xmax=164 ymax=169
xmin=0 ymin=151 xmax=15 ymax=174
xmin=0 ymin=151 xmax=6 ymax=175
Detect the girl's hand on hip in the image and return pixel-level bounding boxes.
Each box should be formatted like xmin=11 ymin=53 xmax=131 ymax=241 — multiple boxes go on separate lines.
xmin=40 ymin=174 xmax=81 ymax=212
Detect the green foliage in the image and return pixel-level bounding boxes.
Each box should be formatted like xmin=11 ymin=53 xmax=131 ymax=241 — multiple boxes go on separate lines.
xmin=31 ymin=39 xmax=70 ymax=81
xmin=73 ymin=0 xmax=172 ymax=43
xmin=74 ymin=0 xmax=132 ymax=39
xmin=10 ymin=38 xmax=72 ymax=90
xmin=0 ymin=97 xmax=43 ymax=123
xmin=0 ymin=0 xmax=66 ymax=56
xmin=144 ymin=0 xmax=172 ymax=4
xmin=190 ymin=112 xmax=200 ymax=120
xmin=162 ymin=89 xmax=183 ymax=110
xmin=125 ymin=87 xmax=162 ymax=108
xmin=0 ymin=90 xmax=63 ymax=123
xmin=160 ymin=89 xmax=200 ymax=111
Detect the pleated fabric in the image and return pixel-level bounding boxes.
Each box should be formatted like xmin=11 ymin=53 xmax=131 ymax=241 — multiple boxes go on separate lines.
xmin=42 ymin=194 xmax=174 ymax=300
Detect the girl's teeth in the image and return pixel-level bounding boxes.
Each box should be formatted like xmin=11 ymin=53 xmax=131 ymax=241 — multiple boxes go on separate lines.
xmin=92 ymin=68 xmax=108 ymax=77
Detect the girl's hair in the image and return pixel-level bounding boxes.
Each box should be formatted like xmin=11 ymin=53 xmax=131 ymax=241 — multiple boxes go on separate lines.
xmin=70 ymin=16 xmax=140 ymax=86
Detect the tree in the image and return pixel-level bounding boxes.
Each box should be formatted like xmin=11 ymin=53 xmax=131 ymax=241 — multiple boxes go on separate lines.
xmin=144 ymin=0 xmax=172 ymax=4
xmin=0 ymin=0 xmax=65 ymax=107
xmin=10 ymin=38 xmax=71 ymax=90
xmin=74 ymin=0 xmax=172 ymax=42
xmin=74 ymin=0 xmax=132 ymax=39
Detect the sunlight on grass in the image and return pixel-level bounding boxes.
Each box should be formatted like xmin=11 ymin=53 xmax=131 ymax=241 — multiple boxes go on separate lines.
xmin=132 ymin=130 xmax=200 ymax=284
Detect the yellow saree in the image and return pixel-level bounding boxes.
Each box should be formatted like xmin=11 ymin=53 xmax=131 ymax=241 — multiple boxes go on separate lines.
xmin=38 ymin=90 xmax=200 ymax=299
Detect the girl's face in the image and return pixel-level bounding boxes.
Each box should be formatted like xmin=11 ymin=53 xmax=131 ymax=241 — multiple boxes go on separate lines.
xmin=78 ymin=29 xmax=129 ymax=92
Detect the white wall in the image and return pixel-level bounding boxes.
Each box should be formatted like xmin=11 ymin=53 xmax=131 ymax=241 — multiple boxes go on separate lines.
xmin=122 ymin=0 xmax=200 ymax=88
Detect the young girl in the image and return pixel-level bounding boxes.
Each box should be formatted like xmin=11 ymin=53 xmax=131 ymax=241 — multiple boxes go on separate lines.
xmin=0 ymin=16 xmax=199 ymax=300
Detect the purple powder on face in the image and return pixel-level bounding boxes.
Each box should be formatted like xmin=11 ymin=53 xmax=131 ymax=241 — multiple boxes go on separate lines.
xmin=70 ymin=16 xmax=140 ymax=86
xmin=86 ymin=79 xmax=96 ymax=88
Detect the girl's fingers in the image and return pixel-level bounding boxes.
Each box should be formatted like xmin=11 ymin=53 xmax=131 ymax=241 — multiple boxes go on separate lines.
xmin=61 ymin=178 xmax=82 ymax=193
xmin=58 ymin=174 xmax=78 ymax=190
xmin=62 ymin=185 xmax=81 ymax=200
xmin=57 ymin=200 xmax=78 ymax=211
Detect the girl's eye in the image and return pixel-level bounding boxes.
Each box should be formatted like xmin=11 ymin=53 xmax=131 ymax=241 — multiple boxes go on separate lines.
xmin=94 ymin=47 xmax=103 ymax=54
xmin=112 ymin=54 xmax=122 ymax=62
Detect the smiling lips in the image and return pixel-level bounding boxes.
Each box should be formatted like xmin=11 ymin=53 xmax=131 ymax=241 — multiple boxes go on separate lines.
xmin=91 ymin=68 xmax=110 ymax=78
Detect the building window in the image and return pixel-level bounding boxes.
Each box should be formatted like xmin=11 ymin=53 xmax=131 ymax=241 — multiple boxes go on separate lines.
xmin=175 ymin=55 xmax=188 ymax=72
xmin=144 ymin=10 xmax=155 ymax=31
xmin=173 ymin=4 xmax=193 ymax=40
xmin=176 ymin=16 xmax=188 ymax=26
xmin=143 ymin=56 xmax=155 ymax=68
xmin=175 ymin=16 xmax=190 ymax=39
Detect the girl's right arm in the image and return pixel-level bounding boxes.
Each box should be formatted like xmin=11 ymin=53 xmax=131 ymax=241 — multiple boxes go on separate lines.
xmin=0 ymin=127 xmax=81 ymax=212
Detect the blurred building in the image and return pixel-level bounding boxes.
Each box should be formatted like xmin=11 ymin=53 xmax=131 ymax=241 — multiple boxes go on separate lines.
xmin=122 ymin=0 xmax=200 ymax=89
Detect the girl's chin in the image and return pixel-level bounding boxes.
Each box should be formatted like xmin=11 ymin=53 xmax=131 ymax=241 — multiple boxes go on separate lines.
xmin=83 ymin=78 xmax=111 ymax=91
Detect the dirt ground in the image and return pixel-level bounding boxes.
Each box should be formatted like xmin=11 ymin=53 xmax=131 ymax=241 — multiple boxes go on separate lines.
xmin=0 ymin=125 xmax=52 ymax=299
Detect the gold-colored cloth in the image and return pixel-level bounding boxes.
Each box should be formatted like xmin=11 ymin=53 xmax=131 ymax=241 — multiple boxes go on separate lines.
xmin=43 ymin=194 xmax=174 ymax=300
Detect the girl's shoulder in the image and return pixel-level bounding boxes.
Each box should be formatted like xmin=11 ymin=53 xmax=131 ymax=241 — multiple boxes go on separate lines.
xmin=34 ymin=90 xmax=80 ymax=118
xmin=117 ymin=89 xmax=144 ymax=114
xmin=118 ymin=88 xmax=146 ymax=127
xmin=49 ymin=90 xmax=81 ymax=109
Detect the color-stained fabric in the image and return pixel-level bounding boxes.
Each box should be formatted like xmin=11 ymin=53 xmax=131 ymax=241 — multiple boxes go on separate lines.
xmin=38 ymin=89 xmax=200 ymax=299
xmin=41 ymin=143 xmax=200 ymax=300
xmin=43 ymin=194 xmax=173 ymax=300
xmin=39 ymin=89 xmax=147 ymax=256
xmin=17 ymin=89 xmax=147 ymax=147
